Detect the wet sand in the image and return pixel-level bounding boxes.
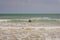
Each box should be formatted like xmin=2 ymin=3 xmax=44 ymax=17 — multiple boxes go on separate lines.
xmin=0 ymin=27 xmax=60 ymax=40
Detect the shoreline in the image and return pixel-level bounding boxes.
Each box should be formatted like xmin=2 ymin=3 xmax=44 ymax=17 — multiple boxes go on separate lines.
xmin=0 ymin=26 xmax=60 ymax=29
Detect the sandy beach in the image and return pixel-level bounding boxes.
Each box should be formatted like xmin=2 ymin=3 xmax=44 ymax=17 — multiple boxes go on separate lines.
xmin=0 ymin=27 xmax=60 ymax=40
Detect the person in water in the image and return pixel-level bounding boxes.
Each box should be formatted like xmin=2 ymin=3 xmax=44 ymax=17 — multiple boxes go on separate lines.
xmin=28 ymin=19 xmax=32 ymax=22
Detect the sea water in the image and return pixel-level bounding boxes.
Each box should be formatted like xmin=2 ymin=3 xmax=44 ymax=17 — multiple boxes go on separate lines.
xmin=0 ymin=14 xmax=60 ymax=27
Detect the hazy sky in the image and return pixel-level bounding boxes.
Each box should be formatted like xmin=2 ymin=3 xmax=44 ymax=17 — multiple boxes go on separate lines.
xmin=0 ymin=0 xmax=60 ymax=13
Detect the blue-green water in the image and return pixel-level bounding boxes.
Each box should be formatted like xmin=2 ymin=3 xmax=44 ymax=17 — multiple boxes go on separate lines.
xmin=0 ymin=14 xmax=60 ymax=19
xmin=0 ymin=14 xmax=60 ymax=27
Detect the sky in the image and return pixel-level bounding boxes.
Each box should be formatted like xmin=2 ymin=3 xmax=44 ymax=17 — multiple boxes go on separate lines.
xmin=0 ymin=0 xmax=60 ymax=13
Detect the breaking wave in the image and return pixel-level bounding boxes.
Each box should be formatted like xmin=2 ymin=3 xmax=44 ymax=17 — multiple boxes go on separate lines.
xmin=0 ymin=17 xmax=60 ymax=27
xmin=0 ymin=17 xmax=60 ymax=22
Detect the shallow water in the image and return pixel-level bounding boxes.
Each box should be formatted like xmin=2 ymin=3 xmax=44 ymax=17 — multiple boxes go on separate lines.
xmin=0 ymin=19 xmax=60 ymax=27
xmin=0 ymin=14 xmax=60 ymax=27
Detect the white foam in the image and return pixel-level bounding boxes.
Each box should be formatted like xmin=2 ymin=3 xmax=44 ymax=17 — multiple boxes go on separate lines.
xmin=0 ymin=19 xmax=60 ymax=27
xmin=0 ymin=19 xmax=10 ymax=21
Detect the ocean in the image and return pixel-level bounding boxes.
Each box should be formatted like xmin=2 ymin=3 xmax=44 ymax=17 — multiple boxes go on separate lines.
xmin=0 ymin=14 xmax=60 ymax=27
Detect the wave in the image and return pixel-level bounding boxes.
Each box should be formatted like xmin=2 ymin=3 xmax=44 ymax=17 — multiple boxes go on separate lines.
xmin=0 ymin=17 xmax=60 ymax=27
xmin=0 ymin=17 xmax=60 ymax=22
